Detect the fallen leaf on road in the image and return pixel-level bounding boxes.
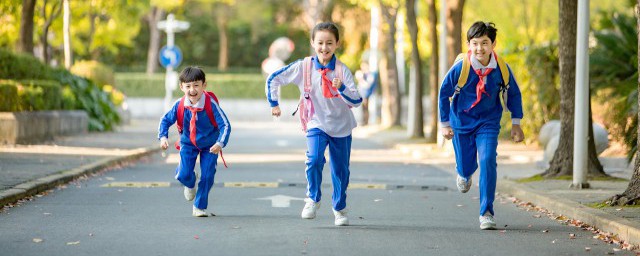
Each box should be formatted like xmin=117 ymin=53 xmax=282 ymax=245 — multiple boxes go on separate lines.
xmin=615 ymin=208 xmax=623 ymax=211
xmin=43 ymin=213 xmax=51 ymax=215
xmin=374 ymin=199 xmax=383 ymax=202
xmin=500 ymin=230 xmax=506 ymax=233
xmin=105 ymin=177 xmax=115 ymax=181
xmin=232 ymin=226 xmax=240 ymax=229
xmin=66 ymin=241 xmax=80 ymax=245
xmin=456 ymin=205 xmax=464 ymax=207
xmin=32 ymin=238 xmax=43 ymax=243
xmin=528 ymin=224 xmax=532 ymax=228
xmin=542 ymin=230 xmax=549 ymax=233
xmin=584 ymin=247 xmax=591 ymax=251
xmin=194 ymin=235 xmax=199 ymax=239
xmin=551 ymin=239 xmax=557 ymax=243
xmin=88 ymin=233 xmax=93 ymax=237
xmin=613 ymin=248 xmax=621 ymax=252
xmin=533 ymin=214 xmax=541 ymax=218
xmin=569 ymin=233 xmax=576 ymax=239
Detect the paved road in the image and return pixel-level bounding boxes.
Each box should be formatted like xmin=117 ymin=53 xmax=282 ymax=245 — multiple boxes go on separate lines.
xmin=0 ymin=121 xmax=632 ymax=255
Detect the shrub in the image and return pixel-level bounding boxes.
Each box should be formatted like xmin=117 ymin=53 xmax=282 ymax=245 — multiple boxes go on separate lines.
xmin=0 ymin=48 xmax=51 ymax=80
xmin=0 ymin=80 xmax=19 ymax=111
xmin=70 ymin=60 xmax=115 ymax=88
xmin=19 ymin=80 xmax=62 ymax=110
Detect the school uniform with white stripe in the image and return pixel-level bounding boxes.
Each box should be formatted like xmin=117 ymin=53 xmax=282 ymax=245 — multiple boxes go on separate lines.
xmin=266 ymin=55 xmax=362 ymax=212
xmin=158 ymin=95 xmax=231 ymax=210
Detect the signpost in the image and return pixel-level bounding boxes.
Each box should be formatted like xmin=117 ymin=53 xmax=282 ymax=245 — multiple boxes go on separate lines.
xmin=158 ymin=14 xmax=189 ymax=113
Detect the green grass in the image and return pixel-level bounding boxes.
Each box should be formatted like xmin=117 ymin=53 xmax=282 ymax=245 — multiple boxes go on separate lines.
xmin=516 ymin=174 xmax=628 ymax=183
xmin=115 ymin=72 xmax=300 ymax=99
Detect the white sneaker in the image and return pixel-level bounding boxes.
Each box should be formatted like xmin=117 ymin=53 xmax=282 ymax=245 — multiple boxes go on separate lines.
xmin=333 ymin=209 xmax=349 ymax=226
xmin=184 ymin=186 xmax=196 ymax=201
xmin=456 ymin=175 xmax=472 ymax=193
xmin=301 ymin=198 xmax=320 ymax=219
xmin=192 ymin=206 xmax=208 ymax=217
xmin=479 ymin=212 xmax=496 ymax=230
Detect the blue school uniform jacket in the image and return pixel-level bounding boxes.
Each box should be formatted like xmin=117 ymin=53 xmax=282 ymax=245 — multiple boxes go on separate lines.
xmin=158 ymin=95 xmax=231 ymax=149
xmin=438 ymin=57 xmax=523 ymax=134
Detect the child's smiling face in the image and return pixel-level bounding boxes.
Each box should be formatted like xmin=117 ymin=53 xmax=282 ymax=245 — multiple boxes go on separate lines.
xmin=311 ymin=30 xmax=339 ymax=65
xmin=180 ymin=80 xmax=207 ymax=104
xmin=467 ymin=35 xmax=496 ymax=66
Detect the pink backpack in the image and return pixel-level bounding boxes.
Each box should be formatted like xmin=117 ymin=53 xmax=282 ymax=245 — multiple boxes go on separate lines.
xmin=294 ymin=56 xmax=344 ymax=132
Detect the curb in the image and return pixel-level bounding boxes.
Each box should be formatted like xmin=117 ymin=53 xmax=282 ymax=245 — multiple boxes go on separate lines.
xmin=497 ymin=179 xmax=640 ymax=245
xmin=0 ymin=146 xmax=160 ymax=207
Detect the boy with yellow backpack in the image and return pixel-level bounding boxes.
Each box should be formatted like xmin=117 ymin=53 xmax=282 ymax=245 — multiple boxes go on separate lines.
xmin=439 ymin=21 xmax=524 ymax=230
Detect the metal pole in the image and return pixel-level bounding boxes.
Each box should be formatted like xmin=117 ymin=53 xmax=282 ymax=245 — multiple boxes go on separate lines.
xmin=437 ymin=0 xmax=448 ymax=146
xmin=572 ymin=0 xmax=590 ymax=189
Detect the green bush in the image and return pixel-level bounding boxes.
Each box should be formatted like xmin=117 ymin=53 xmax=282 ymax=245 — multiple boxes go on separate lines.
xmin=0 ymin=80 xmax=19 ymax=111
xmin=115 ymin=72 xmax=300 ymax=99
xmin=61 ymin=86 xmax=77 ymax=110
xmin=70 ymin=60 xmax=115 ymax=87
xmin=0 ymin=48 xmax=51 ymax=80
xmin=18 ymin=85 xmax=44 ymax=111
xmin=19 ymin=80 xmax=62 ymax=110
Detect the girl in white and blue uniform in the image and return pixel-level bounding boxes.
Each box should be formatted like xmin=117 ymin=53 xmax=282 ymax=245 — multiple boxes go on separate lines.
xmin=266 ymin=22 xmax=362 ymax=226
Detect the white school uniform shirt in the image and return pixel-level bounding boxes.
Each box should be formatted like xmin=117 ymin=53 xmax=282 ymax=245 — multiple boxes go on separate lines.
xmin=266 ymin=55 xmax=363 ymax=137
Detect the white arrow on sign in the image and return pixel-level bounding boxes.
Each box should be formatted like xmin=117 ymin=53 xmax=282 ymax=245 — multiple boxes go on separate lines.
xmin=256 ymin=195 xmax=304 ymax=208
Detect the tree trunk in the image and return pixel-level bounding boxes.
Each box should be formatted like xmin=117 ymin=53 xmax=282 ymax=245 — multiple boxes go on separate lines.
xmin=41 ymin=0 xmax=62 ymax=65
xmin=588 ymin=101 xmax=607 ymax=176
xmin=445 ymin=0 xmax=465 ymax=66
xmin=405 ymin=0 xmax=424 ymax=138
xmin=146 ymin=6 xmax=164 ymax=75
xmin=426 ymin=0 xmax=439 ymax=143
xmin=608 ymin=1 xmax=640 ymax=206
xmin=543 ymin=0 xmax=577 ymax=177
xmin=379 ymin=1 xmax=401 ymax=128
xmin=18 ymin=0 xmax=37 ymax=55
xmin=216 ymin=5 xmax=229 ymax=71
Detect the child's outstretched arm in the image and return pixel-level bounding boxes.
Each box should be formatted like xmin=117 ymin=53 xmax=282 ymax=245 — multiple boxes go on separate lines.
xmin=335 ymin=67 xmax=362 ymax=108
xmin=265 ymin=60 xmax=304 ymax=109
xmin=210 ymin=98 xmax=231 ymax=153
xmin=158 ymin=101 xmax=179 ymax=148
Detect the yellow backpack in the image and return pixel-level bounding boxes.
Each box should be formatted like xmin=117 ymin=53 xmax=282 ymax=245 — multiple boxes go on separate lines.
xmin=454 ymin=51 xmax=511 ymax=112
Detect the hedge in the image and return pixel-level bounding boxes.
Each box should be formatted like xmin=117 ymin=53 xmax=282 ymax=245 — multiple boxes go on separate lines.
xmin=0 ymin=80 xmax=19 ymax=111
xmin=115 ymin=72 xmax=300 ymax=99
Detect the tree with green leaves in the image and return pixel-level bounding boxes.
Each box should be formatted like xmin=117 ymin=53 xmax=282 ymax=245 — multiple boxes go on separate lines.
xmin=426 ymin=0 xmax=438 ymax=143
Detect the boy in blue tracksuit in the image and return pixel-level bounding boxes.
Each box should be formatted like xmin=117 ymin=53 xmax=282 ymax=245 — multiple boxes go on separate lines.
xmin=439 ymin=22 xmax=524 ymax=230
xmin=158 ymin=66 xmax=231 ymax=217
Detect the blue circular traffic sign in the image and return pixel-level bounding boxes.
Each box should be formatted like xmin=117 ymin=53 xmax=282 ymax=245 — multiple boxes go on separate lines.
xmin=159 ymin=46 xmax=183 ymax=69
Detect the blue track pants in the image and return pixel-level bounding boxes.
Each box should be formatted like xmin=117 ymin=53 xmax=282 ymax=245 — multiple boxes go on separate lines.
xmin=452 ymin=130 xmax=499 ymax=217
xmin=305 ymin=128 xmax=352 ymax=211
xmin=175 ymin=143 xmax=218 ymax=210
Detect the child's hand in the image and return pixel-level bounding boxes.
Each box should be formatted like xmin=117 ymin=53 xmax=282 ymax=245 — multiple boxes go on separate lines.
xmin=332 ymin=78 xmax=343 ymax=90
xmin=271 ymin=106 xmax=281 ymax=117
xmin=511 ymin=124 xmax=525 ymax=143
xmin=160 ymin=137 xmax=169 ymax=150
xmin=209 ymin=144 xmax=222 ymax=154
xmin=441 ymin=127 xmax=454 ymax=140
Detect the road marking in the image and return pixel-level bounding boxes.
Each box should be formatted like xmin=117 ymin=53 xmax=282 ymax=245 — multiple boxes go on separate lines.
xmin=349 ymin=183 xmax=387 ymax=189
xmin=101 ymin=182 xmax=170 ymax=188
xmin=224 ymin=182 xmax=279 ymax=188
xmin=255 ymin=194 xmax=304 ymax=207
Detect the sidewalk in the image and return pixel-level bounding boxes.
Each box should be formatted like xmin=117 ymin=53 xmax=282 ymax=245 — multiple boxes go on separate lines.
xmin=2 ymin=117 xmax=640 ymax=249
xmin=0 ymin=119 xmax=160 ymax=207
xmin=356 ymin=124 xmax=640 ymax=248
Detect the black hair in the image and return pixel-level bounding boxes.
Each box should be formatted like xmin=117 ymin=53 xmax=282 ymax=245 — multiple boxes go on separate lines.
xmin=311 ymin=22 xmax=340 ymax=42
xmin=467 ymin=21 xmax=497 ymax=42
xmin=179 ymin=66 xmax=206 ymax=83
